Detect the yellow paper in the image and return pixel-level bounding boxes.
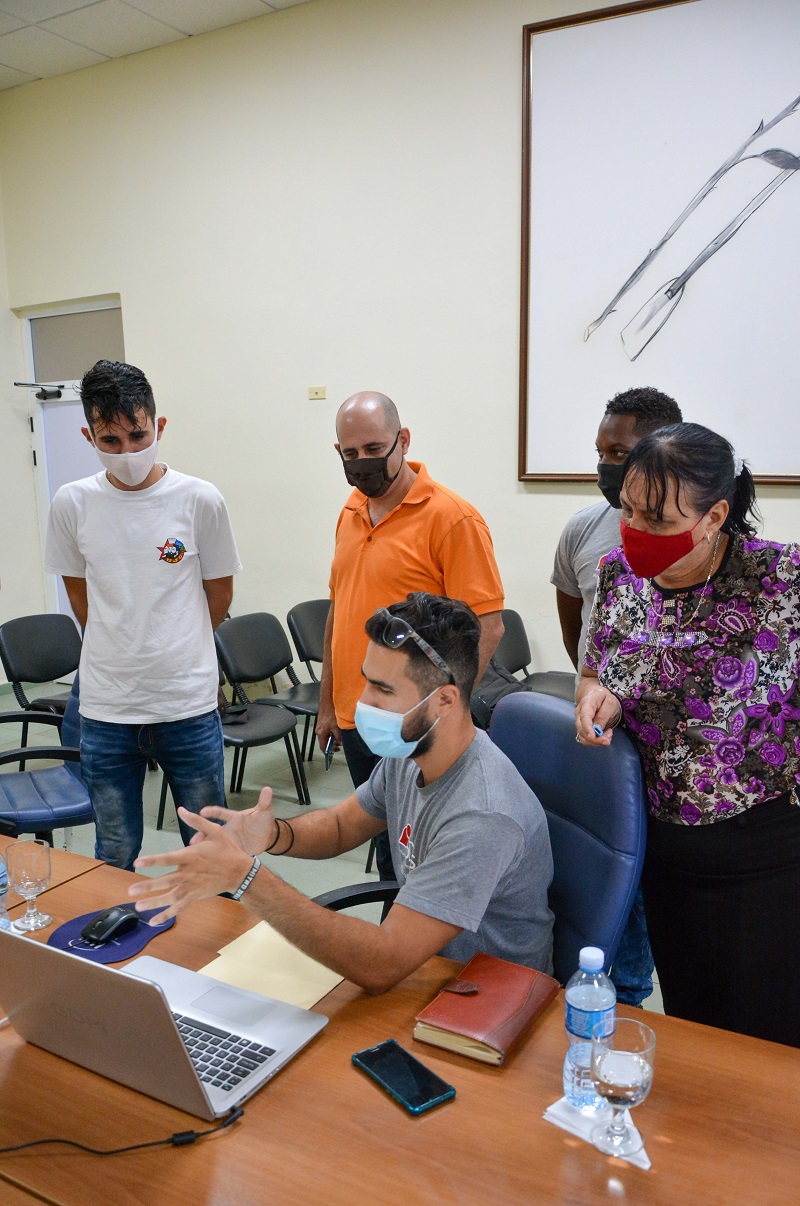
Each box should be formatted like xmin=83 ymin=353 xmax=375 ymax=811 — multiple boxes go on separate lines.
xmin=199 ymin=920 xmax=343 ymax=1010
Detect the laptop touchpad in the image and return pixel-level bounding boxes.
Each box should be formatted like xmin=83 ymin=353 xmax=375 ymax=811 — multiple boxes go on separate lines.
xmin=191 ymin=986 xmax=276 ymax=1028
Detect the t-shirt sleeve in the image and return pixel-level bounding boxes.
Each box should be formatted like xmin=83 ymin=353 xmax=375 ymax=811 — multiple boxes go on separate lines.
xmin=551 ymin=516 xmax=581 ymax=596
xmin=355 ymin=758 xmax=388 ymax=821
xmin=397 ymin=811 xmax=524 ymax=933
xmin=196 ymin=488 xmax=243 ymax=580
xmin=437 ymin=515 xmax=504 ymax=616
xmin=44 ymin=489 xmax=85 ymax=578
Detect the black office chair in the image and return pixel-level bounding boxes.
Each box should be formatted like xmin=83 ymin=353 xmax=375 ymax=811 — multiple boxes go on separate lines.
xmin=286 ymin=599 xmax=331 ymax=761
xmin=214 ymin=615 xmax=311 ymax=804
xmin=0 ymin=680 xmax=93 ymax=846
xmin=493 ymin=608 xmax=575 ymax=702
xmin=314 ymin=692 xmax=646 ymax=986
xmin=0 ymin=613 xmax=82 ymax=768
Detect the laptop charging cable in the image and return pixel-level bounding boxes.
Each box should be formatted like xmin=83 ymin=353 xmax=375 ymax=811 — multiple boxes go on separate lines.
xmin=0 ymin=1106 xmax=244 ymax=1157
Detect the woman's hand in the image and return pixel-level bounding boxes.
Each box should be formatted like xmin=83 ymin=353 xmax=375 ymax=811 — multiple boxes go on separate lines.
xmin=575 ymin=684 xmax=622 ymax=746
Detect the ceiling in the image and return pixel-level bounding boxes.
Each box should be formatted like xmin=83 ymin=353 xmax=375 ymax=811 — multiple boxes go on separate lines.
xmin=0 ymin=0 xmax=313 ymax=91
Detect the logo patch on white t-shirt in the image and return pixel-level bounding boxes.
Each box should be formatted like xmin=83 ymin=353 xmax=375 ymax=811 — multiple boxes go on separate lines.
xmin=157 ymin=538 xmax=186 ymax=564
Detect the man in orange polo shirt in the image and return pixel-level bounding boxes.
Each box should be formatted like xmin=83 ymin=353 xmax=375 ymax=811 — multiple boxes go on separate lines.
xmin=315 ymin=391 xmax=505 ymax=880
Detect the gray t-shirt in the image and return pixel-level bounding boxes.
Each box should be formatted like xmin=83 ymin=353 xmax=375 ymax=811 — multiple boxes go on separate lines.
xmin=551 ymin=501 xmax=621 ymax=668
xmin=356 ymin=730 xmax=554 ymax=973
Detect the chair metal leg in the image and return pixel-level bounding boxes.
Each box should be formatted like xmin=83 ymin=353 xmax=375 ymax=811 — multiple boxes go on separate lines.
xmin=34 ymin=831 xmax=54 ymax=847
xmin=230 ymin=748 xmax=240 ymax=794
xmin=300 ymin=715 xmax=311 ymax=761
xmin=365 ymin=838 xmax=376 ymax=874
xmin=307 ymin=715 xmax=316 ymax=763
xmin=235 ymin=747 xmax=248 ymax=793
xmin=19 ymin=717 xmax=29 ymax=772
xmin=283 ymin=735 xmax=304 ymax=803
xmin=290 ymin=728 xmax=311 ymax=805
xmin=156 ymin=774 xmax=169 ymax=830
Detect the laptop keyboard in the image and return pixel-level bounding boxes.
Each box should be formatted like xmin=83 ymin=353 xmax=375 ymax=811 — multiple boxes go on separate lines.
xmin=172 ymin=1012 xmax=276 ymax=1092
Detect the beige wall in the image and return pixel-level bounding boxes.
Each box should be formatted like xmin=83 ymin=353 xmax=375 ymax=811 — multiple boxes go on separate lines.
xmin=0 ymin=184 xmax=45 ymax=625
xmin=0 ymin=0 xmax=797 ymax=666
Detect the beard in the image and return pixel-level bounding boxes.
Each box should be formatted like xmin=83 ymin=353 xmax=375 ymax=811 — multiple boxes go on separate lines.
xmin=401 ymin=703 xmax=438 ymax=758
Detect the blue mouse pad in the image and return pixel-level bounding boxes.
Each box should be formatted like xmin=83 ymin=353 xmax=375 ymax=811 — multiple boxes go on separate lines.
xmin=47 ymin=904 xmax=175 ymax=964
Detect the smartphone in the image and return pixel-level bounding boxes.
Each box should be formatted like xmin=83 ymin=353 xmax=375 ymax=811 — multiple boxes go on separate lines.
xmin=324 ymin=735 xmax=337 ymax=771
xmin=352 ymin=1039 xmax=455 ymax=1115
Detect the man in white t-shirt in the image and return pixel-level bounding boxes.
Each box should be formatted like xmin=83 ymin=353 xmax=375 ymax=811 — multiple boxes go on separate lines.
xmin=45 ymin=360 xmax=242 ymax=869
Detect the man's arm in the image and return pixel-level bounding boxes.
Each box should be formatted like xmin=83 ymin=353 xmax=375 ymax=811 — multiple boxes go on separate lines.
xmin=477 ymin=610 xmax=503 ymax=681
xmin=315 ymin=600 xmax=341 ymax=750
xmin=555 ymin=589 xmax=583 ymax=671
xmin=131 ymin=802 xmax=459 ymax=995
xmin=62 ymin=577 xmax=88 ymax=629
xmin=203 ymin=576 xmax=234 ymax=630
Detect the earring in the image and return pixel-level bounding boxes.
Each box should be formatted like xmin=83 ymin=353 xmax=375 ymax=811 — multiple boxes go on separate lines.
xmin=706 ymin=531 xmax=711 ymax=543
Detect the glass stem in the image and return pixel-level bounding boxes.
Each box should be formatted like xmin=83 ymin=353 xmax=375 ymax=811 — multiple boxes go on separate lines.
xmin=25 ymin=896 xmax=37 ymax=918
xmin=608 ymin=1107 xmax=627 ymax=1138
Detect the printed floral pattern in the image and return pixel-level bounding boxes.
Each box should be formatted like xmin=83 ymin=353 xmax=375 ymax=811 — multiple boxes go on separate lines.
xmin=584 ymin=536 xmax=800 ymax=825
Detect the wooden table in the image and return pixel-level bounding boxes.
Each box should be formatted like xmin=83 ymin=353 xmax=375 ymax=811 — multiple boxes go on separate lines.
xmin=2 ymin=862 xmax=799 ymax=1206
xmin=0 ymin=835 xmax=102 ymax=910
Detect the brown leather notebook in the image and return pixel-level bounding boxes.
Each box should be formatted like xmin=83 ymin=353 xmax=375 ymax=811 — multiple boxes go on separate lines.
xmin=413 ymin=952 xmax=560 ymax=1066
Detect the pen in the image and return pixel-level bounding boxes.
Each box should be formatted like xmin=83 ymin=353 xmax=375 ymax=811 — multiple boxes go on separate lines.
xmin=592 ymin=724 xmax=604 ymax=737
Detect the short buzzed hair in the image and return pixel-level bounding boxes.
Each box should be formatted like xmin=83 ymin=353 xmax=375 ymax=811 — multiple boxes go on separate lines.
xmin=604 ymin=387 xmax=682 ymax=436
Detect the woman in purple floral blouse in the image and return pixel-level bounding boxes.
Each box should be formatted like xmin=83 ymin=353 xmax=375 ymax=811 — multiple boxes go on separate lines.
xmin=575 ymin=422 xmax=800 ymax=1046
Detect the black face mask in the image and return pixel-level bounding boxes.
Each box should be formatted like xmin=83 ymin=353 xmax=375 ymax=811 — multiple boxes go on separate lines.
xmin=597 ymin=461 xmax=626 ymax=509
xmin=339 ymin=429 xmax=402 ymax=498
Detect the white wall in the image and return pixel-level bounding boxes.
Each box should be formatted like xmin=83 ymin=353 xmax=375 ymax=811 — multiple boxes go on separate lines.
xmin=0 ymin=0 xmax=797 ymax=668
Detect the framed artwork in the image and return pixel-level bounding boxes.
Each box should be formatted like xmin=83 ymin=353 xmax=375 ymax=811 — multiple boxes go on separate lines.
xmin=520 ymin=0 xmax=800 ymax=482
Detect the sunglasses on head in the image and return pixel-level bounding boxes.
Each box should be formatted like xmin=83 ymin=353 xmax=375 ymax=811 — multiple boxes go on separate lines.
xmin=375 ymin=609 xmax=455 ymax=684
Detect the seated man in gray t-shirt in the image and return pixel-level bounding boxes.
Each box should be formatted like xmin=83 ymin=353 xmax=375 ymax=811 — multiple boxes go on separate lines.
xmin=358 ymin=726 xmax=553 ymax=972
xmin=130 ymin=593 xmax=554 ymax=992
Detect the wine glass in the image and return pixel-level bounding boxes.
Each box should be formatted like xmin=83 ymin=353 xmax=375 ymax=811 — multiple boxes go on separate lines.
xmin=7 ymin=840 xmax=52 ymax=932
xmin=590 ymin=1018 xmax=656 ymax=1157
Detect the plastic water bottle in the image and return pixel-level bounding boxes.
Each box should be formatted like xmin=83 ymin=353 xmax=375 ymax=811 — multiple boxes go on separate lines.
xmin=0 ymin=853 xmax=12 ymax=931
xmin=562 ymin=946 xmax=616 ymax=1110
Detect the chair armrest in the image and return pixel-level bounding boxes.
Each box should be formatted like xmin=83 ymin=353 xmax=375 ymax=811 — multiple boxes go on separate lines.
xmin=0 ymin=711 xmax=64 ymax=728
xmin=0 ymin=747 xmax=80 ymax=767
xmin=312 ymin=880 xmax=399 ymax=912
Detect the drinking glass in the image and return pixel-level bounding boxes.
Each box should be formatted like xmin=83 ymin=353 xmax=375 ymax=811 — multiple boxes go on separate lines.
xmin=7 ymin=840 xmax=52 ymax=932
xmin=590 ymin=1018 xmax=656 ymax=1157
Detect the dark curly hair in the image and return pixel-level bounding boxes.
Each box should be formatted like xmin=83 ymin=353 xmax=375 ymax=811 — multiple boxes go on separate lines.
xmin=365 ymin=592 xmax=480 ymax=702
xmin=79 ymin=360 xmax=155 ymax=429
xmin=624 ymin=422 xmax=760 ymax=536
xmin=605 ymin=386 xmax=682 ymax=435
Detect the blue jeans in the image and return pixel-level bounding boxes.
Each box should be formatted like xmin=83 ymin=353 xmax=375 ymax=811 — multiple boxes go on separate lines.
xmin=610 ymin=886 xmax=655 ymax=1007
xmin=80 ymin=709 xmax=226 ymax=870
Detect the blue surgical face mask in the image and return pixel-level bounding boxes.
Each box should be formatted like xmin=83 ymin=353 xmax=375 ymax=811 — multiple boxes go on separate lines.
xmin=354 ymin=687 xmax=440 ymax=759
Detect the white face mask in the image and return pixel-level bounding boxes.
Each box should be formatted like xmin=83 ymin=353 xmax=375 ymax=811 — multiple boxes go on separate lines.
xmin=93 ymin=426 xmax=160 ymax=487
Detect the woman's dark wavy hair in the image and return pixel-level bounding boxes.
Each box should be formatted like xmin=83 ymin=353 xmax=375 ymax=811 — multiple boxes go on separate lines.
xmin=623 ymin=422 xmax=760 ymax=536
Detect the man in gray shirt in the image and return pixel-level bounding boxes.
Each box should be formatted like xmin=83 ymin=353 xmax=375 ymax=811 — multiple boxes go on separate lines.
xmin=131 ymin=593 xmax=554 ymax=991
xmin=552 ymin=387 xmax=683 ymax=671
xmin=551 ymin=385 xmax=682 ymax=1007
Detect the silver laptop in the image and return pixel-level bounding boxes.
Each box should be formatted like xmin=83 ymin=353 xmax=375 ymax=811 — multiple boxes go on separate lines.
xmin=0 ymin=930 xmax=328 ymax=1121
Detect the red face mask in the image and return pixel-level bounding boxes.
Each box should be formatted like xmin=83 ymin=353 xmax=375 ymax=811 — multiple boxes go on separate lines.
xmin=620 ymin=516 xmax=704 ymax=579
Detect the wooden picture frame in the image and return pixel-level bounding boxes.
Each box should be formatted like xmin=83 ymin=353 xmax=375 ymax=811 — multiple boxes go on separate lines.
xmin=519 ymin=0 xmax=800 ymax=483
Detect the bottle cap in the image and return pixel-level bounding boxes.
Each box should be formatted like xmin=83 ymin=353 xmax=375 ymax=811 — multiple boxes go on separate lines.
xmin=578 ymin=946 xmax=604 ymax=971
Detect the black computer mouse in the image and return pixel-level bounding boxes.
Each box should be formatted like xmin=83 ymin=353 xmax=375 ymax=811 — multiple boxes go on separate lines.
xmin=81 ymin=905 xmax=140 ymax=945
